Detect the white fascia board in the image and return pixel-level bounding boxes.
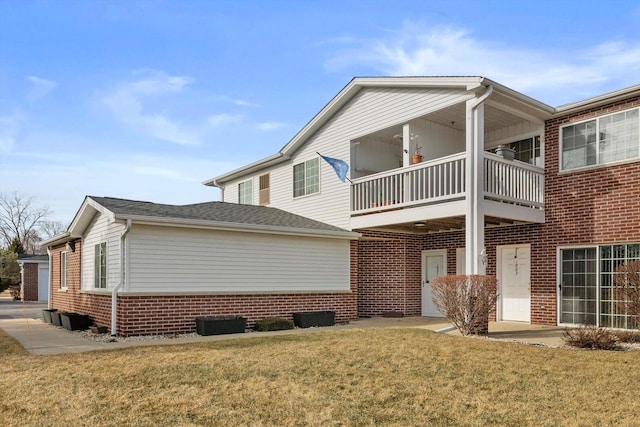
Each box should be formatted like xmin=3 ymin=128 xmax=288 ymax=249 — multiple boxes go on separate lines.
xmin=554 ymin=83 xmax=640 ymax=115
xmin=39 ymin=232 xmax=72 ymax=247
xmin=484 ymin=78 xmax=555 ymax=116
xmin=203 ymin=153 xmax=287 ymax=186
xmin=66 ymin=196 xmax=115 ymax=237
xmin=116 ymin=214 xmax=361 ymax=240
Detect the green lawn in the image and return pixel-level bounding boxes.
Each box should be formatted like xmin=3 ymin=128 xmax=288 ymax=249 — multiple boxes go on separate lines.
xmin=1 ymin=327 xmax=639 ymax=426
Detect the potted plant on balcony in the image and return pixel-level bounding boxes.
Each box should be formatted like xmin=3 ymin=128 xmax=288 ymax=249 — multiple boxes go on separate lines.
xmin=411 ymin=145 xmax=423 ymax=164
xmin=495 ymin=144 xmax=516 ymax=160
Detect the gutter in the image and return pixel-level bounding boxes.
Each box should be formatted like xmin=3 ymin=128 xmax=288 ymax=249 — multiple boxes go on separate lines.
xmin=111 ymin=218 xmax=132 ymax=337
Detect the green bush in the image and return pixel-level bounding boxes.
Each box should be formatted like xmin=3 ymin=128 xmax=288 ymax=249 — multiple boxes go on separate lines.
xmin=254 ymin=317 xmax=294 ymax=332
xmin=562 ymin=326 xmax=619 ymax=350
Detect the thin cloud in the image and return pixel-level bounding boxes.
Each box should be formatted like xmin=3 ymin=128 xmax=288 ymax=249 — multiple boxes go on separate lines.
xmin=233 ymin=99 xmax=260 ymax=107
xmin=256 ymin=121 xmax=285 ymax=131
xmin=0 ymin=112 xmax=26 ymax=154
xmin=102 ymin=70 xmax=200 ymax=145
xmin=324 ymin=21 xmax=640 ymax=104
xmin=27 ymin=76 xmax=57 ymax=101
xmin=207 ymin=113 xmax=243 ymax=127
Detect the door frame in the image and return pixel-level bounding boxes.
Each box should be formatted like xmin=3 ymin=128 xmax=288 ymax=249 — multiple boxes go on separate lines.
xmin=421 ymin=249 xmax=447 ymax=316
xmin=496 ymin=244 xmax=531 ymax=322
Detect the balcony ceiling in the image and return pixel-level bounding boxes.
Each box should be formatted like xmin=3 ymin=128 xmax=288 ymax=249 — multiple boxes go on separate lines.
xmin=361 ymin=215 xmax=529 ymax=235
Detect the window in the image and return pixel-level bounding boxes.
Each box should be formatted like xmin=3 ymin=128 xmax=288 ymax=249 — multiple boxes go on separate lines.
xmin=559 ymin=244 xmax=640 ymax=328
xmin=561 ymin=108 xmax=640 ymax=171
xmin=94 ymin=242 xmax=107 ymax=289
xmin=238 ymin=179 xmax=252 ymax=205
xmin=61 ymin=251 xmax=68 ymax=289
xmin=259 ymin=173 xmax=270 ymax=206
xmin=293 ymin=157 xmax=319 ymax=198
xmin=512 ymin=136 xmax=541 ymax=166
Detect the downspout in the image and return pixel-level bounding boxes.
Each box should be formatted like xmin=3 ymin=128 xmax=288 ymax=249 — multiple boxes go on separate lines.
xmin=111 ymin=219 xmax=132 ymax=337
xmin=46 ymin=248 xmax=52 ymax=309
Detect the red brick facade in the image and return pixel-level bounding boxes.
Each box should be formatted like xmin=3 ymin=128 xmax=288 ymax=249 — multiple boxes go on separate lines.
xmin=49 ymin=240 xmax=358 ymax=336
xmin=20 ymin=263 xmax=39 ymax=301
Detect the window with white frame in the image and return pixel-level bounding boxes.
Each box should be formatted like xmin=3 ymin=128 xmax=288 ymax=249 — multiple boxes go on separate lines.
xmin=512 ymin=136 xmax=541 ymax=166
xmin=238 ymin=179 xmax=253 ymax=204
xmin=61 ymin=251 xmax=68 ymax=289
xmin=94 ymin=242 xmax=107 ymax=289
xmin=259 ymin=173 xmax=270 ymax=206
xmin=560 ymin=243 xmax=640 ymax=328
xmin=293 ymin=157 xmax=319 ymax=198
xmin=561 ymin=107 xmax=640 ymax=171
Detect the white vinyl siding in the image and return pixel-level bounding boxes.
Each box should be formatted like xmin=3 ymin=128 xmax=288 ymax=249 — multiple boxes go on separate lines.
xmin=561 ymin=107 xmax=640 ymax=171
xmin=127 ymin=224 xmax=351 ymax=293
xmin=60 ymin=251 xmax=68 ymax=289
xmin=222 ymin=87 xmax=473 ymax=229
xmin=293 ymin=157 xmax=319 ymax=197
xmin=81 ymin=213 xmax=123 ymax=290
xmin=238 ymin=179 xmax=253 ymax=204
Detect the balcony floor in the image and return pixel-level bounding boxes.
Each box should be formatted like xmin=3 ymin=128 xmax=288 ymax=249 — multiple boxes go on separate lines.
xmin=355 ymin=215 xmax=534 ymax=234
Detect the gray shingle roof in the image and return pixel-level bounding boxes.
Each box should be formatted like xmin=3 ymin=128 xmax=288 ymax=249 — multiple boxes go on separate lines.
xmin=89 ymin=196 xmax=350 ymax=233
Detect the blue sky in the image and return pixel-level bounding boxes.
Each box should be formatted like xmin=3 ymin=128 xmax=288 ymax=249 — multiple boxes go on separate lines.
xmin=2 ymin=0 xmax=640 ymax=224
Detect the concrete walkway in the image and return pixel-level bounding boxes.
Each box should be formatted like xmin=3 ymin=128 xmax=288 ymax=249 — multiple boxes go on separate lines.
xmin=0 ymin=299 xmax=565 ymax=355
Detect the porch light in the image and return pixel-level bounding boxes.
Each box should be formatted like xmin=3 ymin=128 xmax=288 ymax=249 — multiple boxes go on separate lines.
xmin=414 ymin=221 xmax=426 ymax=227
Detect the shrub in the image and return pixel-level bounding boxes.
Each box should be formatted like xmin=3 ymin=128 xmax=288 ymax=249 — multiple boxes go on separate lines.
xmin=562 ymin=326 xmax=619 ymax=350
xmin=613 ymin=261 xmax=640 ymax=328
xmin=8 ymin=285 xmax=20 ymax=301
xmin=613 ymin=329 xmax=640 ymax=343
xmin=431 ymin=275 xmax=498 ymax=336
xmin=254 ymin=317 xmax=294 ymax=332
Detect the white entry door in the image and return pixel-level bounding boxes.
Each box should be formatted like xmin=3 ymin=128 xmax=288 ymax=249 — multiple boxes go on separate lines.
xmin=38 ymin=265 xmax=49 ymax=302
xmin=421 ymin=250 xmax=446 ymax=317
xmin=499 ymin=245 xmax=531 ymax=322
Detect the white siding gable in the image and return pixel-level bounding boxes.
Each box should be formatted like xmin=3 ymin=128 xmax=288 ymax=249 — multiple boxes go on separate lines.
xmin=222 ymin=87 xmax=474 ymax=230
xmin=126 ymin=224 xmax=351 ymax=293
xmin=81 ymin=213 xmax=124 ymax=291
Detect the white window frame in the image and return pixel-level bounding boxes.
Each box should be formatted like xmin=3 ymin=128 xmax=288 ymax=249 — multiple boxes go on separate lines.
xmin=95 ymin=242 xmax=107 ymax=289
xmin=259 ymin=173 xmax=270 ymax=206
xmin=238 ymin=179 xmax=253 ymax=205
xmin=293 ymin=157 xmax=320 ymax=198
xmin=557 ymin=243 xmax=640 ymax=329
xmin=559 ymin=106 xmax=640 ymax=172
xmin=61 ymin=251 xmax=68 ymax=289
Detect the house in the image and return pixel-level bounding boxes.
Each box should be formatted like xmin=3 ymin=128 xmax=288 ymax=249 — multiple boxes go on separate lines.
xmin=41 ymin=196 xmax=358 ymax=336
xmin=17 ymin=255 xmax=49 ymax=302
xmin=205 ymin=76 xmax=640 ymax=329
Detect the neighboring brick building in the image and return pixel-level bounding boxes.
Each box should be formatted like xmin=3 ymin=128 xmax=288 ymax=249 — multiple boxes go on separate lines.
xmin=17 ymin=255 xmax=49 ymax=302
xmin=44 ymin=77 xmax=640 ymax=335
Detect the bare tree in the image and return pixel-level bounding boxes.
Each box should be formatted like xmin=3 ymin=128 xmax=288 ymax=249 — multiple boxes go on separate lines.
xmin=0 ymin=192 xmax=52 ymax=252
xmin=613 ymin=261 xmax=640 ymax=328
xmin=431 ymin=275 xmax=498 ymax=335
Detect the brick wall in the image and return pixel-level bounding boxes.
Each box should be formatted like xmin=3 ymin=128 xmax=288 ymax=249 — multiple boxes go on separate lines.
xmin=21 ymin=263 xmax=39 ymax=301
xmin=49 ymin=238 xmax=358 ymax=336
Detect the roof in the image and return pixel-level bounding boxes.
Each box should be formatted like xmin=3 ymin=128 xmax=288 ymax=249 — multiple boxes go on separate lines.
xmin=90 ymin=196 xmax=350 ymax=233
xmin=204 ymin=76 xmax=555 ymax=186
xmin=17 ymin=254 xmax=49 ymax=264
xmin=41 ymin=196 xmax=359 ymax=247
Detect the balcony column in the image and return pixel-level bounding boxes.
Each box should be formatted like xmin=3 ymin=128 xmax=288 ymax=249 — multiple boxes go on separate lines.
xmin=465 ymin=97 xmax=487 ymax=275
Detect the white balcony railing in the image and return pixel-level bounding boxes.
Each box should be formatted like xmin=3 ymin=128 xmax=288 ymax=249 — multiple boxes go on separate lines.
xmin=351 ymin=153 xmax=466 ymax=214
xmin=351 ymin=152 xmax=544 ymax=215
xmin=484 ymin=152 xmax=544 ymax=208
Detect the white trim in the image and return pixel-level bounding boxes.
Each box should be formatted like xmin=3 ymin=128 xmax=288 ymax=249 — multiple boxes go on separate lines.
xmin=421 ymin=249 xmax=447 ymax=317
xmin=60 ymin=251 xmax=68 ymax=290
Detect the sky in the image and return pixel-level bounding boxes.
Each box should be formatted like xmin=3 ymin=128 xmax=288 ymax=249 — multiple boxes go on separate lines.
xmin=1 ymin=0 xmax=640 ymax=225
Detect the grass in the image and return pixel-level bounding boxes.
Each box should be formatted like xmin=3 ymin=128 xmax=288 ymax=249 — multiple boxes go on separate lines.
xmin=1 ymin=328 xmax=640 ymax=426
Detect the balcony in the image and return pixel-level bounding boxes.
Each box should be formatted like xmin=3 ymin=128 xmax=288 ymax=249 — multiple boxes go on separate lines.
xmin=350 ymin=152 xmax=544 ymax=222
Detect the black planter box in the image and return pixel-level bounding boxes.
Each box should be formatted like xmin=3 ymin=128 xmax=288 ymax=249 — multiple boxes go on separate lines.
xmin=293 ymin=311 xmax=336 ymax=328
xmin=51 ymin=311 xmax=62 ymax=327
xmin=42 ymin=309 xmax=57 ymax=324
xmin=195 ymin=316 xmax=247 ymax=336
xmin=60 ymin=312 xmax=90 ymax=331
